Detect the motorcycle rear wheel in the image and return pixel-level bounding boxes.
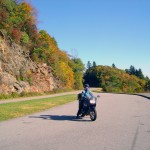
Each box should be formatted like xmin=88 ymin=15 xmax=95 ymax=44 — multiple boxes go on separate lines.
xmin=90 ymin=109 xmax=97 ymax=121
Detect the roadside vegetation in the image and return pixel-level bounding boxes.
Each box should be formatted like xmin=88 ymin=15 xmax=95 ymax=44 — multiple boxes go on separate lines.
xmin=0 ymin=94 xmax=77 ymax=121
xmin=84 ymin=61 xmax=150 ymax=93
xmin=0 ymin=0 xmax=85 ymax=90
xmin=92 ymin=88 xmax=103 ymax=93
xmin=0 ymin=88 xmax=74 ymax=101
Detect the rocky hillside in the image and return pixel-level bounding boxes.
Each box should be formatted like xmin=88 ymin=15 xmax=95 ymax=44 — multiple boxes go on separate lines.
xmin=0 ymin=1 xmax=85 ymax=94
xmin=0 ymin=33 xmax=60 ymax=94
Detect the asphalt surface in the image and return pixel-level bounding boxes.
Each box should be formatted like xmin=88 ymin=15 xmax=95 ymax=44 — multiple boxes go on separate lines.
xmin=0 ymin=93 xmax=150 ymax=150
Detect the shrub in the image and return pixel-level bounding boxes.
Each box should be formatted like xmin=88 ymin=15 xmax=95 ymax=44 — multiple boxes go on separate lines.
xmin=21 ymin=32 xmax=29 ymax=45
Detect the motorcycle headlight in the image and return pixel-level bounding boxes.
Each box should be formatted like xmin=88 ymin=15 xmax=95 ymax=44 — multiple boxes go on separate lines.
xmin=90 ymin=99 xmax=96 ymax=104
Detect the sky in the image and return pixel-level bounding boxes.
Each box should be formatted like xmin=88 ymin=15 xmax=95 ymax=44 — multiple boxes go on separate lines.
xmin=29 ymin=0 xmax=150 ymax=77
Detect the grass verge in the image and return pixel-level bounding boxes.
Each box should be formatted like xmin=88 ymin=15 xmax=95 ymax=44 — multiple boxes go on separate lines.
xmin=0 ymin=88 xmax=75 ymax=101
xmin=92 ymin=88 xmax=103 ymax=93
xmin=0 ymin=94 xmax=77 ymax=122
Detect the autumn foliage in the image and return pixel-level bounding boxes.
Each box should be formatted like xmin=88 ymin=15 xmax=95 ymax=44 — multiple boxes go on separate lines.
xmin=84 ymin=64 xmax=147 ymax=93
xmin=0 ymin=0 xmax=85 ymax=89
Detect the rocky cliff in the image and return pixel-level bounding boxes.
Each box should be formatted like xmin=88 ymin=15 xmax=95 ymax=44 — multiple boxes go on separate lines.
xmin=0 ymin=33 xmax=60 ymax=94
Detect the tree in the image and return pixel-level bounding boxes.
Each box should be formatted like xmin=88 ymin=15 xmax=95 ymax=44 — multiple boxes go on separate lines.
xmin=126 ymin=65 xmax=136 ymax=76
xmin=83 ymin=67 xmax=101 ymax=87
xmin=129 ymin=65 xmax=136 ymax=75
xmin=112 ymin=63 xmax=116 ymax=68
xmin=84 ymin=65 xmax=146 ymax=93
xmin=59 ymin=61 xmax=74 ymax=88
xmin=87 ymin=61 xmax=92 ymax=69
xmin=93 ymin=61 xmax=97 ymax=68
xmin=145 ymin=80 xmax=150 ymax=91
xmin=0 ymin=0 xmax=38 ymax=45
xmin=21 ymin=32 xmax=29 ymax=45
xmin=69 ymin=58 xmax=85 ymax=89
xmin=136 ymin=68 xmax=144 ymax=79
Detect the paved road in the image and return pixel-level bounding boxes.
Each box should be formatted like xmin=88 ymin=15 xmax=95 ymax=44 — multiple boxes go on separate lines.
xmin=0 ymin=93 xmax=150 ymax=150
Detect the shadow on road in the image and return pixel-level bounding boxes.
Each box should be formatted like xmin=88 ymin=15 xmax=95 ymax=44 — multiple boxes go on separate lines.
xmin=29 ymin=115 xmax=91 ymax=122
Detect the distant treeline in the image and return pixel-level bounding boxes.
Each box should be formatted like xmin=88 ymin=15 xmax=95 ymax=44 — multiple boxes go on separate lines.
xmin=84 ymin=61 xmax=150 ymax=93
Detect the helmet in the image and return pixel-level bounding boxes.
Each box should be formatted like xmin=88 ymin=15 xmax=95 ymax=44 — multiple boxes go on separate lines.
xmin=84 ymin=84 xmax=89 ymax=88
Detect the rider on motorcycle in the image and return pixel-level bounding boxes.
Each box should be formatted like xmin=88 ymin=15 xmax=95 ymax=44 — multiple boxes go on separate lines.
xmin=76 ymin=84 xmax=94 ymax=118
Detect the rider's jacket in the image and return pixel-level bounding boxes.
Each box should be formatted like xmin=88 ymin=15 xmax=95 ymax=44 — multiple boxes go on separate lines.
xmin=82 ymin=89 xmax=94 ymax=100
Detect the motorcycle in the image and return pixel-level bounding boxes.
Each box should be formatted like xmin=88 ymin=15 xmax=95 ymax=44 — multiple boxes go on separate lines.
xmin=77 ymin=93 xmax=99 ymax=121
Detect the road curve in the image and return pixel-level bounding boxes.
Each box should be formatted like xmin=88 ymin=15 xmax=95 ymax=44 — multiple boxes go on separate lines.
xmin=0 ymin=93 xmax=150 ymax=150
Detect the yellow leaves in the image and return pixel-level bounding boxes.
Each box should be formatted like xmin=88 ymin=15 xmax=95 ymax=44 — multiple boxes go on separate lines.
xmin=59 ymin=50 xmax=69 ymax=63
xmin=59 ymin=61 xmax=74 ymax=88
xmin=105 ymin=75 xmax=110 ymax=80
xmin=35 ymin=29 xmax=76 ymax=89
xmin=0 ymin=1 xmax=79 ymax=90
xmin=20 ymin=2 xmax=32 ymax=14
xmin=38 ymin=30 xmax=58 ymax=53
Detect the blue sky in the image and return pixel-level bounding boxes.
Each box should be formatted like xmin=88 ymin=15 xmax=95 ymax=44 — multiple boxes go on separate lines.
xmin=30 ymin=0 xmax=150 ymax=77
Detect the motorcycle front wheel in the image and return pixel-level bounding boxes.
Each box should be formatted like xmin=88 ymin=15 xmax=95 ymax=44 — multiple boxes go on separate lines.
xmin=90 ymin=109 xmax=97 ymax=121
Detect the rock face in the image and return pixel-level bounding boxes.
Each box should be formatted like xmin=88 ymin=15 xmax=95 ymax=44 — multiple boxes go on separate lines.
xmin=0 ymin=34 xmax=60 ymax=94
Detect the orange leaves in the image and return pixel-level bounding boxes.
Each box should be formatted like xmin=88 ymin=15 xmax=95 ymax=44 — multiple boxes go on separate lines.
xmin=12 ymin=29 xmax=22 ymax=42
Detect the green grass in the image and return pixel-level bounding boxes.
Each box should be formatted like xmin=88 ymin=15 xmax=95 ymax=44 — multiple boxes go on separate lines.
xmin=0 ymin=94 xmax=77 ymax=122
xmin=92 ymin=88 xmax=103 ymax=93
xmin=0 ymin=92 xmax=43 ymax=100
xmin=0 ymin=88 xmax=74 ymax=101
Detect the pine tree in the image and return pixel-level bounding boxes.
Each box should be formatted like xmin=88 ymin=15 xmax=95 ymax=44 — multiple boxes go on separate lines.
xmin=87 ymin=61 xmax=92 ymax=69
xmin=93 ymin=61 xmax=97 ymax=68
xmin=112 ymin=63 xmax=116 ymax=68
xmin=137 ymin=68 xmax=144 ymax=79
xmin=129 ymin=65 xmax=136 ymax=75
